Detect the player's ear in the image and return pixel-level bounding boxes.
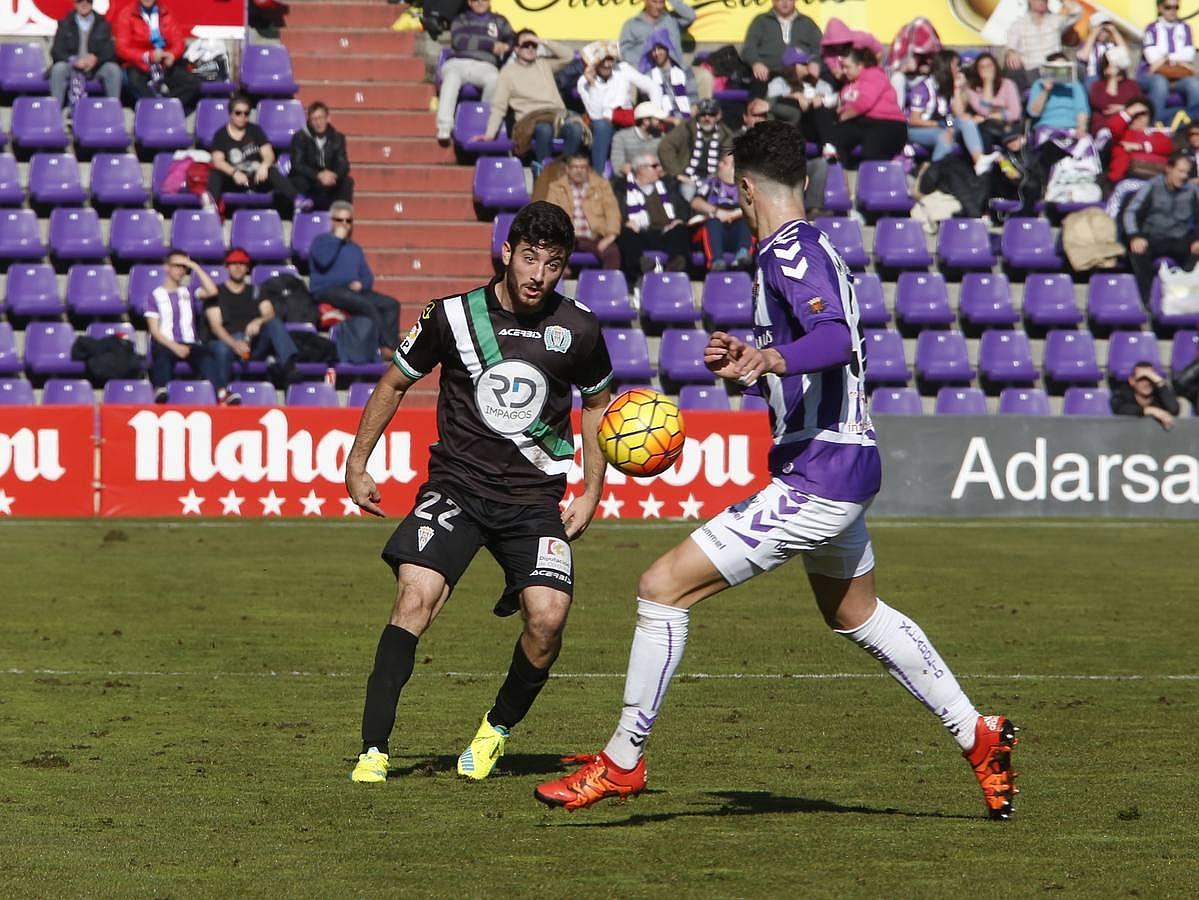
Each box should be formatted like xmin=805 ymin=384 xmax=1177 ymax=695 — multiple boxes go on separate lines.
xmin=500 ymin=240 xmax=513 ymax=267
xmin=738 ymin=174 xmax=754 ymax=207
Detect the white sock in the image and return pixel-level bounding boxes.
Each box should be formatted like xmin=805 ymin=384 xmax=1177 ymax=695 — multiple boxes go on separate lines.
xmin=837 ymin=598 xmax=979 ymax=751
xmin=603 ymin=598 xmax=690 ymax=770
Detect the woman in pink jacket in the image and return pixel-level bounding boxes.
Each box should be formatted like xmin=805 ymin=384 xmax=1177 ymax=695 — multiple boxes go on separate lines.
xmin=832 ymin=47 xmax=908 ymax=166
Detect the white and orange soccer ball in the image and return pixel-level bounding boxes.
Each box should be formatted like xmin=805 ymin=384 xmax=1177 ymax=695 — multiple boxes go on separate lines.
xmin=597 ymin=388 xmax=686 ymax=477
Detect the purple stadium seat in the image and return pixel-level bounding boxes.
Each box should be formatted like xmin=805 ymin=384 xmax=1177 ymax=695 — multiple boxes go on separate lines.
xmin=1001 ymin=218 xmax=1064 ymax=274
xmin=73 ymin=98 xmax=131 ymax=152
xmin=134 ymin=98 xmax=190 ymax=153
xmin=42 ymin=378 xmax=94 ymax=404
xmin=171 ymin=209 xmax=226 ymax=262
xmin=823 ymin=163 xmax=851 ymax=213
xmin=287 ymin=381 xmax=339 ymax=407
xmin=240 ymin=44 xmax=299 ymax=96
xmin=0 ymin=209 xmax=47 ymax=260
xmin=109 ymin=209 xmax=167 ymax=263
xmin=194 ymin=98 xmax=230 ymax=150
xmin=28 ymin=153 xmax=87 ymax=206
xmin=66 ymin=264 xmax=124 ymax=318
xmin=937 ymin=217 xmax=996 ymax=274
xmin=473 ymin=157 xmax=530 ymax=211
xmin=740 ymin=392 xmax=769 ymax=412
xmin=347 ymin=382 xmax=375 ymax=407
xmin=255 ymin=99 xmax=305 ymax=149
xmin=291 ymin=211 xmax=330 ymax=263
xmin=1171 ymin=330 xmax=1199 ymax=372
xmin=0 ymin=378 xmax=35 ymax=405
xmin=874 ymin=217 xmax=932 ymax=271
xmin=86 ymin=320 xmax=137 ymax=343
xmin=701 ymin=271 xmax=753 ymax=327
xmin=958 ymin=272 xmax=1017 ymax=331
xmin=103 ymin=379 xmax=156 ymax=404
xmin=852 ymin=273 xmax=888 ymax=327
xmin=935 ymin=386 xmax=988 ymax=415
xmin=602 ymin=328 xmax=654 ymax=383
xmin=24 ymin=322 xmax=86 ymax=378
xmin=491 ymin=212 xmax=515 ymax=260
xmin=1087 ymin=273 xmax=1147 ymax=332
xmin=815 ymin=216 xmax=868 ymax=270
xmin=0 ymin=43 xmax=49 ymax=94
xmin=4 ymin=263 xmax=62 ymax=318
xmin=127 ymin=264 xmax=165 ymax=317
xmin=863 ymin=329 xmax=910 ymax=385
xmin=49 ymin=207 xmax=107 ymax=263
xmin=0 ymin=154 xmax=23 ymax=205
xmin=576 ymin=269 xmax=633 ymax=324
xmin=640 ymin=272 xmax=697 ymax=326
xmin=894 ymin=272 xmax=953 ymax=332
xmin=1023 ymin=273 xmax=1082 ymax=331
xmin=659 ymin=328 xmax=715 ymax=385
xmin=870 ymin=386 xmax=922 ymax=415
xmin=90 ymin=153 xmax=149 ymax=207
xmin=1043 ymin=329 xmax=1102 ymax=389
xmin=978 ymin=330 xmax=1037 ymax=389
xmin=856 ymin=161 xmax=914 ymax=215
xmin=230 ymin=381 xmax=278 ymax=407
xmin=188 ymin=265 xmax=226 ymax=296
xmin=679 ymin=384 xmax=731 ymax=410
xmin=167 ymin=380 xmax=218 ymax=405
xmin=568 ymin=249 xmax=601 ymax=270
xmin=252 ymin=263 xmax=300 ymax=286
xmin=1151 ymin=274 xmax=1199 ymax=330
xmin=1107 ymin=330 xmax=1162 ymax=381
xmin=915 ymin=330 xmax=972 ymax=389
xmin=231 ymin=209 xmax=288 ymax=262
xmin=151 ymin=152 xmax=203 ymax=210
xmin=11 ymin=97 xmax=68 ymax=153
xmin=0 ymin=323 xmax=20 ymax=375
xmin=452 ymin=102 xmax=513 ymax=155
xmin=998 ymin=387 xmax=1050 ymax=415
xmin=1062 ymin=386 xmax=1112 ymax=415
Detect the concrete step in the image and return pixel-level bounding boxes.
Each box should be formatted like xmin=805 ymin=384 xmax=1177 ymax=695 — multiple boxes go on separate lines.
xmin=327 ymin=110 xmax=436 ymax=138
xmin=354 ymin=192 xmax=477 ymax=221
xmin=285 ymin=3 xmax=405 ymax=29
xmin=353 ymin=220 xmax=490 ymax=250
xmin=380 ymin=276 xmax=493 ymax=307
xmin=363 ymin=248 xmax=496 ymax=279
xmin=297 ymin=82 xmax=434 ymax=112
xmin=347 ymin=137 xmax=455 ymax=165
xmin=291 ymin=54 xmax=425 ymax=84
xmin=352 ymin=164 xmax=474 ymax=193
xmin=284 ymin=27 xmax=417 ymax=56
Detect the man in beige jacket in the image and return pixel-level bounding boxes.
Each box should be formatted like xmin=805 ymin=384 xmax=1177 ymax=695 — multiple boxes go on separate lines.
xmin=545 ymin=153 xmax=622 ymax=270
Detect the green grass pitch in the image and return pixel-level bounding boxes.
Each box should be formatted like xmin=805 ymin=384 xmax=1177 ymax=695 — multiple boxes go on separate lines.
xmin=2 ymin=519 xmax=1196 ymax=898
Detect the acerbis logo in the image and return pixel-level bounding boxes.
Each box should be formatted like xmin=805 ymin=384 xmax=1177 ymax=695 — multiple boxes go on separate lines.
xmin=474 ymin=359 xmax=547 ymax=436
xmin=497 ymin=328 xmax=542 ymax=338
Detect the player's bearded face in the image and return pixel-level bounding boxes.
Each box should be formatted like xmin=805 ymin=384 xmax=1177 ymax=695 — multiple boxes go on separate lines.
xmin=505 ymin=241 xmax=566 ymax=309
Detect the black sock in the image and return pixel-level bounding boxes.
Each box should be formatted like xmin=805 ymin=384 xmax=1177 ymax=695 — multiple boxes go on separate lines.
xmin=360 ymin=624 xmax=419 ymax=756
xmin=487 ymin=638 xmax=551 ymax=731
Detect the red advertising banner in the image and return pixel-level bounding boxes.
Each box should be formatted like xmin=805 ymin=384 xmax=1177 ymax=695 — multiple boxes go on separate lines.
xmin=1 ymin=0 xmax=245 ymax=38
xmin=98 ymin=406 xmax=773 ymax=519
xmin=0 ymin=406 xmax=96 ymax=517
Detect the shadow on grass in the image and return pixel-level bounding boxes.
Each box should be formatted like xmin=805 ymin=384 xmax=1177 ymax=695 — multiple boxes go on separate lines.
xmin=385 ymin=753 xmax=570 ymax=778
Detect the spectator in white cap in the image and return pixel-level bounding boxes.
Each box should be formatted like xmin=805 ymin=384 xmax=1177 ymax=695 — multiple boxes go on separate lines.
xmin=578 ymin=41 xmax=664 ymax=171
xmin=611 ymin=100 xmax=669 ymax=177
xmin=1079 ymin=12 xmax=1127 ymax=87
xmin=658 ymin=97 xmax=734 ymax=201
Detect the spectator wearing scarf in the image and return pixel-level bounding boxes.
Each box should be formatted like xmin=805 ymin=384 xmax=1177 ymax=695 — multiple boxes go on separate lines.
xmin=113 ymin=0 xmax=199 ymax=109
xmin=658 ymin=98 xmax=733 ymax=202
xmin=639 ymin=27 xmax=697 ymax=123
xmin=616 ymin=152 xmax=690 ymax=279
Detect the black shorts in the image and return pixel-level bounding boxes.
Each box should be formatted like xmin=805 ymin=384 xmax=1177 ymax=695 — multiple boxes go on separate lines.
xmin=381 ymin=480 xmax=573 ymax=599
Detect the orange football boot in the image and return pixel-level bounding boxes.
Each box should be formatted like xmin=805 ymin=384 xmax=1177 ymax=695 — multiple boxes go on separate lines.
xmin=534 ymin=752 xmax=647 ymax=811
xmin=964 ymin=714 xmax=1020 ymax=820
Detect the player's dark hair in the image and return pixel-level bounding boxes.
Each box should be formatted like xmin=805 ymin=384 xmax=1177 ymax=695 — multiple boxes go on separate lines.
xmin=508 ymin=201 xmax=575 ymax=255
xmin=732 ymin=119 xmax=806 ymax=189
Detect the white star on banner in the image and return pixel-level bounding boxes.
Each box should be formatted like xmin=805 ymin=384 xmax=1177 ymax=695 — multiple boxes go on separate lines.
xmin=299 ymin=490 xmax=326 ymax=517
xmin=178 ymin=489 xmax=204 ymax=515
xmin=558 ymin=491 xmax=576 ymax=512
xmin=218 ymin=490 xmax=244 ymax=516
xmin=638 ymin=493 xmax=664 ymax=519
xmin=598 ymin=492 xmax=624 ymax=518
xmin=678 ymin=494 xmax=704 ymax=520
xmin=0 ymin=489 xmax=13 ymax=515
xmin=259 ymin=490 xmax=285 ymax=516
xmin=339 ymin=497 xmax=363 ymax=517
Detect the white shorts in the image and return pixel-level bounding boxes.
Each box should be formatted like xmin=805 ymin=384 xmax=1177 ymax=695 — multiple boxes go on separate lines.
xmin=690 ymin=479 xmax=875 ymax=586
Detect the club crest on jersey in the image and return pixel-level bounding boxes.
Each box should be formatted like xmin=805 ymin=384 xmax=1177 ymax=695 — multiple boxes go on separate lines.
xmin=417 ymin=526 xmax=433 ymax=551
xmin=807 ymin=297 xmax=825 ymax=314
xmin=543 ymin=325 xmax=571 ymax=354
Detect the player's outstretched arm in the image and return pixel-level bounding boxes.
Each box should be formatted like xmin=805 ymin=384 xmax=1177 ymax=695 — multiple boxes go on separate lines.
xmin=704 ymin=331 xmax=783 ymax=386
xmin=562 ymin=387 xmax=610 ymax=540
xmin=344 ymin=365 xmax=414 ymax=517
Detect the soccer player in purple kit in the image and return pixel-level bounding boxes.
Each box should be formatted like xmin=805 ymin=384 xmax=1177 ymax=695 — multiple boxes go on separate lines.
xmin=535 ymin=120 xmax=1020 ymax=819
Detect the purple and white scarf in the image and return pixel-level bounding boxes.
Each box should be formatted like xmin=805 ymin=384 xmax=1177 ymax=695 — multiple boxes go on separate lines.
xmin=685 ymin=126 xmax=723 ymax=180
xmin=650 ymin=65 xmax=690 ymax=118
xmin=624 ymin=174 xmax=675 ymax=229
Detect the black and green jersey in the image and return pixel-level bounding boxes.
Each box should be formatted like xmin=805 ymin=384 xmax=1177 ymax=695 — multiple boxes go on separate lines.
xmin=393 ymin=279 xmax=613 ymax=506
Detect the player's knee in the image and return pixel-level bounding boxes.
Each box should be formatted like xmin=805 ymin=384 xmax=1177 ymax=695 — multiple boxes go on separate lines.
xmin=637 ymin=559 xmax=680 ymax=606
xmin=387 ymin=584 xmax=437 ymax=633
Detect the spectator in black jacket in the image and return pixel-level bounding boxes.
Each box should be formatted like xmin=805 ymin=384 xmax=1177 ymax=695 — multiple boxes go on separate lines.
xmin=49 ymin=0 xmax=122 ymax=109
xmin=288 ymin=101 xmax=354 ymax=210
xmin=1111 ymin=361 xmax=1181 ymax=429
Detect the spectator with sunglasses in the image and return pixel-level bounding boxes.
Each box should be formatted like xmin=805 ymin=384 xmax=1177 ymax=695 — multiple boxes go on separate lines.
xmin=658 ymin=97 xmax=734 ymax=202
xmin=1138 ymin=0 xmax=1199 ymax=125
xmin=434 ymin=0 xmax=514 ymax=145
xmin=209 ymin=94 xmax=301 ymax=212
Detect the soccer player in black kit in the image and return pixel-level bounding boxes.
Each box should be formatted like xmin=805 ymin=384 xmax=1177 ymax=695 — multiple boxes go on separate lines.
xmin=345 ymin=202 xmax=614 ymax=783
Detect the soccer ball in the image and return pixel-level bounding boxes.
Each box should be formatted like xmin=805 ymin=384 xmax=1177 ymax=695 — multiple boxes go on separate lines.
xmin=598 ymin=388 xmax=686 ymax=477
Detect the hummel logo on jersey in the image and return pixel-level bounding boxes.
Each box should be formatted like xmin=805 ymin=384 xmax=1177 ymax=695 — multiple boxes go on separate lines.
xmin=498 ymin=328 xmax=542 ymax=338
xmin=417 ymin=525 xmax=433 ymax=551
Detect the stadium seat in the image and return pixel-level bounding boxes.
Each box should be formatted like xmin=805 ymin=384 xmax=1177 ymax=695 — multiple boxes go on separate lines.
xmin=473 ymin=157 xmax=530 ymax=212
xmin=110 ymin=209 xmax=167 ymax=264
xmin=602 ymin=328 xmax=654 ymax=383
xmin=1043 ymin=329 xmax=1102 ymax=390
xmin=231 ymin=381 xmax=278 ymax=407
xmin=4 ymin=263 xmax=62 ymax=318
xmin=10 ymin=97 xmax=69 ymax=153
xmin=978 ymin=330 xmax=1037 ymax=391
xmin=73 ymin=98 xmax=131 ymax=152
xmin=997 ymin=387 xmax=1050 ymax=415
xmin=256 ymin=99 xmax=305 ymax=149
xmin=134 ymin=98 xmax=190 ymax=153
xmin=958 ymin=272 xmax=1017 ymax=332
xmin=49 ymin=208 xmax=107 ymax=264
xmin=150 ymin=152 xmax=204 ymax=210
xmin=85 ymin=320 xmax=137 ymax=343
xmin=640 ymin=272 xmax=697 ymax=327
xmin=287 ymin=381 xmax=339 ymax=407
xmin=1001 ymin=218 xmax=1064 ymax=275
xmin=0 ymin=208 xmax=48 ymax=261
xmin=852 ymin=273 xmax=889 ymax=327
xmin=740 ymin=392 xmax=769 ymax=412
xmin=1171 ymin=330 xmax=1199 ymax=373
xmin=231 ymin=209 xmax=289 ymax=262
xmin=935 ymin=386 xmax=988 ymax=415
xmin=42 ymin=378 xmax=94 ymax=404
xmin=894 ymin=272 xmax=954 ymax=333
xmin=1087 ymin=273 xmax=1147 ymax=333
xmin=90 ymin=153 xmax=150 ymax=207
xmin=937 ymin=217 xmax=996 ymax=275
xmin=103 ymin=379 xmax=155 ymax=404
xmin=291 ymin=211 xmax=330 ymax=264
xmin=452 ymin=102 xmax=513 ymax=155
xmin=678 ymin=384 xmax=731 ymax=410
xmin=0 ymin=323 xmax=21 ymax=375
xmin=576 ymin=270 xmax=633 ymax=324
xmin=870 ymin=386 xmax=922 ymax=415
xmin=127 ymin=264 xmax=165 ymax=318
xmin=701 ymin=271 xmax=753 ymax=327
xmin=171 ymin=209 xmax=227 ymax=262
xmin=239 ymin=44 xmax=299 ymax=96
xmin=1107 ymin=330 xmax=1162 ymax=381
xmin=346 ymin=382 xmax=375 ymax=408
xmin=167 ymin=380 xmax=218 ymax=405
xmin=856 ymin=161 xmax=914 ymax=215
xmin=0 ymin=43 xmax=49 ymax=94
xmin=24 ymin=322 xmax=86 ymax=378
xmin=822 ymin=163 xmax=851 ymax=213
xmin=814 ymin=216 xmax=868 ymax=270
xmin=491 ymin=212 xmax=515 ymax=261
xmin=251 ymin=263 xmax=299 ymax=286
xmin=915 ymin=330 xmax=972 ymax=391
xmin=28 ymin=153 xmax=87 ymax=206
xmin=659 ymin=328 xmax=715 ymax=386
xmin=0 ymin=378 xmax=35 ymax=405
xmin=1062 ymin=386 xmax=1112 ymax=415
xmin=66 ymin=264 xmax=124 ymax=319
xmin=1023 ymin=273 xmax=1082 ymax=332
xmin=874 ymin=217 xmax=932 ymax=272
xmin=188 ymin=265 xmax=226 ymax=296
xmin=194 ymin=98 xmax=230 ymax=150
xmin=0 ymin=154 xmax=23 ymax=205
xmin=863 ymin=329 xmax=910 ymax=386
xmin=1150 ymin=274 xmax=1199 ymax=331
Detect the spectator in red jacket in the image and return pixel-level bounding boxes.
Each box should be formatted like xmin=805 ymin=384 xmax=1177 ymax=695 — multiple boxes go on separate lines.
xmin=114 ymin=0 xmax=200 ymax=110
xmin=1105 ymin=98 xmax=1173 ymax=182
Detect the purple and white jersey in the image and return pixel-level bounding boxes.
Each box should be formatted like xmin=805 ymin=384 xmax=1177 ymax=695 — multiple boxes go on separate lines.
xmin=906 ymin=75 xmax=948 ymax=122
xmin=146 ymin=285 xmax=198 ymax=344
xmin=752 ymin=219 xmax=881 ymax=503
xmin=1085 ymin=38 xmax=1117 ymax=79
xmin=1142 ymin=19 xmax=1196 ymax=67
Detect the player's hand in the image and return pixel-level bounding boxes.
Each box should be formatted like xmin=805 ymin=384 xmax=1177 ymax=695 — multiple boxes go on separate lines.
xmin=561 ymin=493 xmax=599 ymax=540
xmin=346 ymin=469 xmax=385 ymax=517
xmin=704 ymin=330 xmax=767 ymax=385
